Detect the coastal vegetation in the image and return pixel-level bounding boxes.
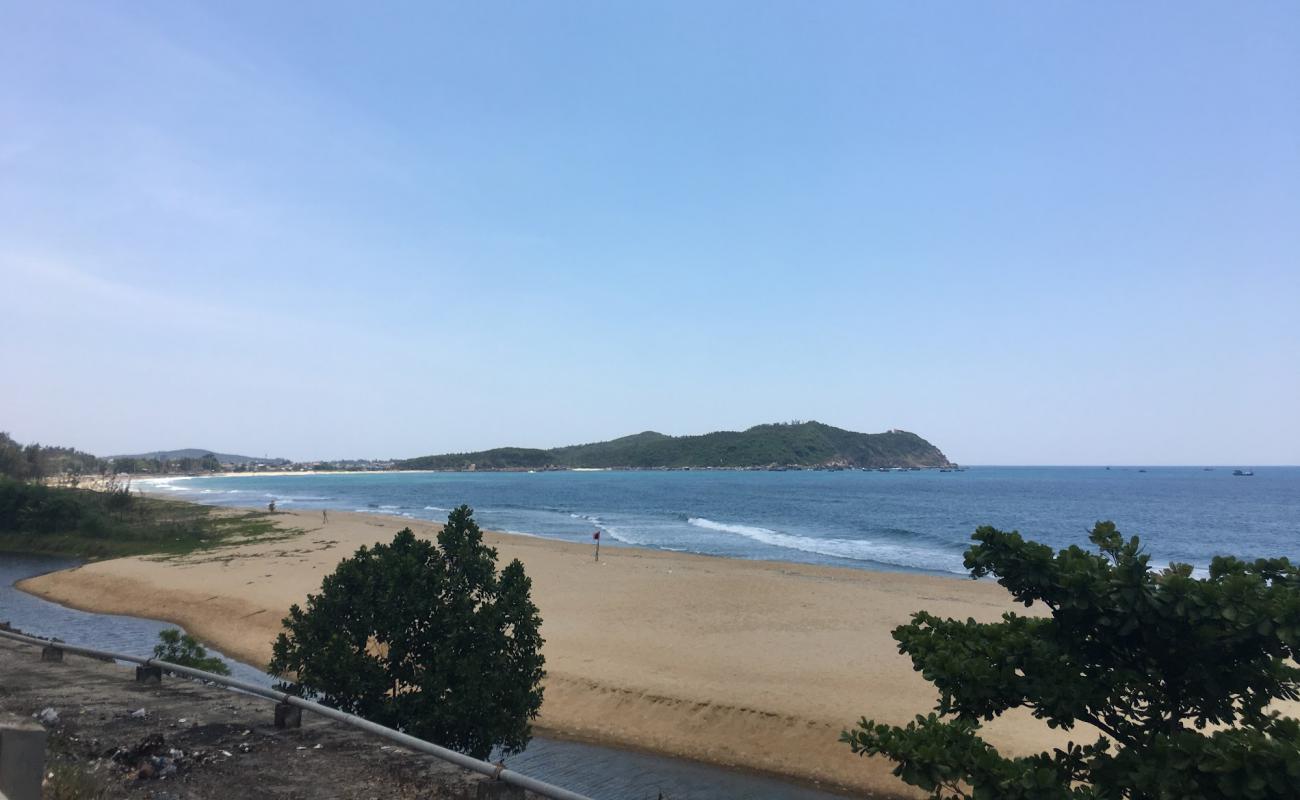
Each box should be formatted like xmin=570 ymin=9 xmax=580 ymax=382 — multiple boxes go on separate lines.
xmin=152 ymin=628 xmax=231 ymax=676
xmin=0 ymin=431 xmax=252 ymax=479
xmin=109 ymin=452 xmax=221 ymax=475
xmin=843 ymin=522 xmax=1300 ymax=798
xmin=269 ymin=506 xmax=545 ymax=759
xmin=111 ymin=448 xmax=290 ymax=473
xmin=0 ymin=478 xmax=280 ymax=559
xmin=398 ymin=420 xmax=951 ymax=471
xmin=0 ymin=431 xmax=103 ymax=482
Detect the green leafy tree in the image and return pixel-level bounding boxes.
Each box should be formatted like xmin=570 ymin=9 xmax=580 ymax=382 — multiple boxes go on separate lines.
xmin=0 ymin=433 xmax=25 ymax=479
xmin=842 ymin=522 xmax=1300 ymax=799
xmin=269 ymin=505 xmax=545 ymax=759
xmin=153 ymin=628 xmax=231 ymax=675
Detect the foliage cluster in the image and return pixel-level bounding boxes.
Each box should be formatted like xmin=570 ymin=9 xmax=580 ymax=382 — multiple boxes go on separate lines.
xmin=843 ymin=522 xmax=1300 ymax=799
xmin=153 ymin=628 xmax=231 ymax=675
xmin=0 ymin=432 xmax=104 ymax=481
xmin=398 ymin=421 xmax=950 ymax=470
xmin=110 ymin=452 xmax=222 ymax=475
xmin=0 ymin=432 xmax=233 ymax=481
xmin=269 ymin=506 xmax=545 ymax=759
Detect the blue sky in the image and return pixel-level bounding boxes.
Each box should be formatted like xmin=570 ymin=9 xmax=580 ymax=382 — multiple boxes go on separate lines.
xmin=2 ymin=2 xmax=1297 ymax=464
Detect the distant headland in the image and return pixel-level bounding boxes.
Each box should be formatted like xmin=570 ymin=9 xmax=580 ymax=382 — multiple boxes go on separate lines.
xmin=397 ymin=421 xmax=952 ymax=472
xmin=3 ymin=423 xmax=952 ymax=478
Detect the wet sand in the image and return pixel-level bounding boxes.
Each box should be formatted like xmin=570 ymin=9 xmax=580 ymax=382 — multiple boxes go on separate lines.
xmin=20 ymin=508 xmax=1050 ymax=796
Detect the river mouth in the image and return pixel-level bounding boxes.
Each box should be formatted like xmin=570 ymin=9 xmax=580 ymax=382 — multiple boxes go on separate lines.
xmin=1 ymin=553 xmax=852 ymax=799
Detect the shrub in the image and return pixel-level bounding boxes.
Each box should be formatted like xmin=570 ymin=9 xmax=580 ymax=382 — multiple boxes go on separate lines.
xmin=842 ymin=522 xmax=1300 ymax=799
xmin=152 ymin=628 xmax=231 ymax=676
xmin=269 ymin=505 xmax=545 ymax=758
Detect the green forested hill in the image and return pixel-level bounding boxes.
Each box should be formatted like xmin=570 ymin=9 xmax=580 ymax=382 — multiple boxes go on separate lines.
xmin=111 ymin=449 xmax=278 ymax=465
xmin=398 ymin=422 xmax=951 ymax=470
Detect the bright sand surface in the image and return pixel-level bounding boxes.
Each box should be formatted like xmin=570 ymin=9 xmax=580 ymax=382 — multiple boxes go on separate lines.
xmin=20 ymin=508 xmax=1055 ymax=796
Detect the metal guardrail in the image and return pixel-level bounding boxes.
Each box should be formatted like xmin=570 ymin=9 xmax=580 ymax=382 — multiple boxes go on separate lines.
xmin=0 ymin=628 xmax=594 ymax=800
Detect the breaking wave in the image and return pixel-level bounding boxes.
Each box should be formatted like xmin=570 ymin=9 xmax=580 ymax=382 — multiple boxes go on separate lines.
xmin=687 ymin=517 xmax=966 ymax=574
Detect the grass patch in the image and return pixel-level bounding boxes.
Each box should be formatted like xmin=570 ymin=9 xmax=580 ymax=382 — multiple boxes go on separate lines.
xmin=42 ymin=760 xmax=114 ymax=800
xmin=0 ymin=479 xmax=299 ymax=560
xmin=42 ymin=730 xmax=116 ymax=799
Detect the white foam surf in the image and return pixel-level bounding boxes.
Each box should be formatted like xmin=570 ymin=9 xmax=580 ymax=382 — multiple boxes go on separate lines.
xmin=687 ymin=517 xmax=966 ymax=574
xmin=602 ymin=526 xmax=654 ymax=547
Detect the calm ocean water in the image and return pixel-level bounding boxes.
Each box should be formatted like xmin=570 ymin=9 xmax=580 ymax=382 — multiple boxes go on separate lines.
xmin=139 ymin=467 xmax=1300 ymax=576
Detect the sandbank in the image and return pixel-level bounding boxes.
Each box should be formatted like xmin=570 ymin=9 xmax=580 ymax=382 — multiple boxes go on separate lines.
xmin=19 ymin=507 xmax=1051 ymax=796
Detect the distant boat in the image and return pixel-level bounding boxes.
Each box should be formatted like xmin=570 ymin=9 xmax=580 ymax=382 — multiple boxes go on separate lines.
xmin=1138 ymin=469 xmax=1147 ymax=473
xmin=1233 ymin=469 xmax=1255 ymax=477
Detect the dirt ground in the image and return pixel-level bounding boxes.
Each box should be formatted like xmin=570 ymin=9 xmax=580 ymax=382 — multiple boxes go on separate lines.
xmin=0 ymin=636 xmax=534 ymax=799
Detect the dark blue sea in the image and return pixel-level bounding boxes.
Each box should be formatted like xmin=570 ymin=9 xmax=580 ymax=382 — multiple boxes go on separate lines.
xmin=140 ymin=467 xmax=1300 ymax=576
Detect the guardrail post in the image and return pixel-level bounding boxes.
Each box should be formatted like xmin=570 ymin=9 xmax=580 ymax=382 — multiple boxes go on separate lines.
xmin=0 ymin=628 xmax=592 ymax=800
xmin=135 ymin=665 xmax=162 ymax=684
xmin=274 ymin=702 xmax=301 ymax=729
xmin=0 ymin=713 xmax=47 ymax=800
xmin=40 ymin=645 xmax=63 ymax=662
xmin=475 ymin=780 xmax=525 ymax=799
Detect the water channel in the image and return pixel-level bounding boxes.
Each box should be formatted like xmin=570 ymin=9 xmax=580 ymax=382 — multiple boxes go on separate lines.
xmin=0 ymin=554 xmax=850 ymax=799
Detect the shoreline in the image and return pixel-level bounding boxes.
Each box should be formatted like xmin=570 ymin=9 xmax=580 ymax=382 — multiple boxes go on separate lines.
xmin=3 ymin=565 xmax=852 ymax=798
xmin=17 ymin=506 xmax=1052 ymax=795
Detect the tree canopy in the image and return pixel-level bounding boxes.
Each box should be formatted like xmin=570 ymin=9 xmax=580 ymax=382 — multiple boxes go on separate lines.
xmin=153 ymin=628 xmax=231 ymax=676
xmin=269 ymin=506 xmax=545 ymax=759
xmin=0 ymin=432 xmax=103 ymax=481
xmin=843 ymin=522 xmax=1300 ymax=799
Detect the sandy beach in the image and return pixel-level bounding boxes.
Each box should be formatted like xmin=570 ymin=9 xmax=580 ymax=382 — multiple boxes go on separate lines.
xmin=19 ymin=507 xmax=1051 ymax=796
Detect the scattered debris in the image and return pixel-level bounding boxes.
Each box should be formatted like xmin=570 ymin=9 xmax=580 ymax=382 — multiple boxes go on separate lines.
xmin=34 ymin=706 xmax=59 ymax=724
xmin=2 ymin=639 xmax=488 ymax=799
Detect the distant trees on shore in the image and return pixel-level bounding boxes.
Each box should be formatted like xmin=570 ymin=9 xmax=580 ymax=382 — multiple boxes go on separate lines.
xmin=109 ymin=453 xmax=221 ymax=475
xmin=0 ymin=432 xmax=103 ymax=482
xmin=269 ymin=506 xmax=546 ymax=759
xmin=844 ymin=522 xmax=1300 ymax=798
xmin=0 ymin=432 xmax=230 ymax=481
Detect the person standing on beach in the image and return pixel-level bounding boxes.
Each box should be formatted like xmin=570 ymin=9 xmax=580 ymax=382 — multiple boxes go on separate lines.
xmin=322 ymin=509 xmax=328 ymax=524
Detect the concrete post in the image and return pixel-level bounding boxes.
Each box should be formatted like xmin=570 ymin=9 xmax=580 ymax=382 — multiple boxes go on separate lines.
xmin=274 ymin=702 xmax=301 ymax=729
xmin=0 ymin=713 xmax=47 ymax=800
xmin=40 ymin=645 xmax=63 ymax=662
xmin=475 ymin=780 xmax=525 ymax=800
xmin=135 ymin=665 xmax=162 ymax=684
